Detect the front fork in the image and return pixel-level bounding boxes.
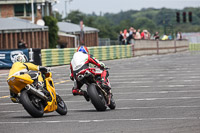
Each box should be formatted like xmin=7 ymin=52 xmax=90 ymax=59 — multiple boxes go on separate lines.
xmin=96 ymin=83 xmax=111 ymax=105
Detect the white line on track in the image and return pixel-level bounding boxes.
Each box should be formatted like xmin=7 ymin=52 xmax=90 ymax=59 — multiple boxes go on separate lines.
xmin=117 ymin=97 xmax=200 ymax=101
xmin=1 ymin=96 xmax=200 ymax=105
xmin=112 ymin=84 xmax=199 ymax=88
xmin=0 ymin=103 xmax=17 ymax=105
xmin=0 ymin=117 xmax=198 ymax=124
xmin=1 ymin=106 xmax=200 ymax=113
xmin=0 ymin=90 xmax=9 ymax=93
xmin=111 ymin=80 xmax=200 ymax=84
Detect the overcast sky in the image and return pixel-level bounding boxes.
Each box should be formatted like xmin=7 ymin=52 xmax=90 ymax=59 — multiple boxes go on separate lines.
xmin=53 ymin=0 xmax=200 ymax=16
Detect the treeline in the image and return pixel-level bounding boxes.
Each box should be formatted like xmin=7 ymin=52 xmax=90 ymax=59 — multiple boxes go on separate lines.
xmin=54 ymin=7 xmax=200 ymax=40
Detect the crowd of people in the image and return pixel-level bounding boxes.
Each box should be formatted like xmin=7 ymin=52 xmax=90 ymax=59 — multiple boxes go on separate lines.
xmin=118 ymin=27 xmax=155 ymax=45
xmin=118 ymin=27 xmax=182 ymax=45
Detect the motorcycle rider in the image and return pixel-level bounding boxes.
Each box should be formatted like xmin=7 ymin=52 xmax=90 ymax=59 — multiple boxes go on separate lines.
xmin=70 ymin=45 xmax=111 ymax=101
xmin=8 ymin=53 xmax=49 ymax=103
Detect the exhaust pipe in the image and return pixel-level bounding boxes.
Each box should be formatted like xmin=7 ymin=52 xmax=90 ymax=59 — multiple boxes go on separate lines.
xmin=25 ymin=85 xmax=48 ymax=101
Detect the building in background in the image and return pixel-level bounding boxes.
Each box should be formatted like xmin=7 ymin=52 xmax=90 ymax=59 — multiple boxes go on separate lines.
xmin=0 ymin=18 xmax=49 ymax=49
xmin=58 ymin=22 xmax=99 ymax=48
xmin=0 ymin=0 xmax=57 ymax=23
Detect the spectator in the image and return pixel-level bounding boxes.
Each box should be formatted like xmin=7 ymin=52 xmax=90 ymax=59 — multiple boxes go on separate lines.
xmin=118 ymin=31 xmax=123 ymax=45
xmin=60 ymin=43 xmax=66 ymax=48
xmin=162 ymin=35 xmax=168 ymax=40
xmin=132 ymin=29 xmax=136 ymax=39
xmin=147 ymin=31 xmax=151 ymax=40
xmin=177 ymin=32 xmax=182 ymax=40
xmin=122 ymin=29 xmax=129 ymax=45
xmin=153 ymin=32 xmax=160 ymax=40
xmin=144 ymin=30 xmax=149 ymax=40
xmin=135 ymin=29 xmax=141 ymax=40
xmin=141 ymin=30 xmax=145 ymax=39
xmin=168 ymin=34 xmax=173 ymax=40
xmin=127 ymin=27 xmax=134 ymax=44
xmin=18 ymin=39 xmax=27 ymax=49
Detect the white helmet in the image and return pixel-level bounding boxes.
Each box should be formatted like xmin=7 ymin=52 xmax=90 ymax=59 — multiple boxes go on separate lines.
xmin=14 ymin=53 xmax=28 ymax=63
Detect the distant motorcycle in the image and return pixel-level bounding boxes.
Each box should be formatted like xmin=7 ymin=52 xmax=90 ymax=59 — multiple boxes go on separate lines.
xmin=76 ymin=67 xmax=116 ymax=111
xmin=7 ymin=71 xmax=67 ymax=118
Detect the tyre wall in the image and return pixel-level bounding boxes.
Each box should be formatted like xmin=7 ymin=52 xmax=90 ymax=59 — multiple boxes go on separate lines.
xmin=41 ymin=45 xmax=132 ymax=66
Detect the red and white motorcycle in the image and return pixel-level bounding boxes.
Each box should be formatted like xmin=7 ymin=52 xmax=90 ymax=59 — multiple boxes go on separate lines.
xmin=76 ymin=67 xmax=116 ymax=111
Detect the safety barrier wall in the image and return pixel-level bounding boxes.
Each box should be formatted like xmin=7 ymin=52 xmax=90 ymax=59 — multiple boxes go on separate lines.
xmin=41 ymin=45 xmax=132 ymax=66
xmin=132 ymin=40 xmax=189 ymax=56
xmin=41 ymin=40 xmax=189 ymax=67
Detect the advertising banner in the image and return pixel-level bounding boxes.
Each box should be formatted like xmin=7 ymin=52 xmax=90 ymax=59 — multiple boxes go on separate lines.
xmin=0 ymin=49 xmax=29 ymax=68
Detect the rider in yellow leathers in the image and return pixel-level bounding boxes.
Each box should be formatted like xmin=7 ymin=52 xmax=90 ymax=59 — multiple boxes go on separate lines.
xmin=8 ymin=53 xmax=49 ymax=103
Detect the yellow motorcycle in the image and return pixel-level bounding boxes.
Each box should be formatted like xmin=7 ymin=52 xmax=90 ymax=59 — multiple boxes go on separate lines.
xmin=7 ymin=71 xmax=67 ymax=118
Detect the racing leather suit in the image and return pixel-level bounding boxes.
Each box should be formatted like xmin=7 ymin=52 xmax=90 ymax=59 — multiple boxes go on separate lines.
xmin=8 ymin=62 xmax=48 ymax=102
xmin=70 ymin=52 xmax=109 ymax=91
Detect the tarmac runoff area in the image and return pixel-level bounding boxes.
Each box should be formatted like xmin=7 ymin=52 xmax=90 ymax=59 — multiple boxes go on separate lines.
xmin=0 ymin=51 xmax=200 ymax=133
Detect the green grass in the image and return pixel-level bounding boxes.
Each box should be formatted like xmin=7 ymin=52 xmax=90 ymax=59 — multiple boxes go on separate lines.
xmin=189 ymin=44 xmax=200 ymax=51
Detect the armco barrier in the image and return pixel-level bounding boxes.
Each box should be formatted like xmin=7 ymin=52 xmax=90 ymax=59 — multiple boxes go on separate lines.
xmin=41 ymin=45 xmax=132 ymax=66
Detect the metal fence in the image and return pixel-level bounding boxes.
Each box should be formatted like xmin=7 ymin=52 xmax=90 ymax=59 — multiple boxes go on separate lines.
xmin=182 ymin=32 xmax=200 ymax=44
xmin=98 ymin=38 xmax=120 ymax=46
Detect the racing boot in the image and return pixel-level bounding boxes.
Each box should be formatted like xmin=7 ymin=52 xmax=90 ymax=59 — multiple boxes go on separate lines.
xmin=72 ymin=88 xmax=90 ymax=101
xmin=10 ymin=92 xmax=20 ymax=103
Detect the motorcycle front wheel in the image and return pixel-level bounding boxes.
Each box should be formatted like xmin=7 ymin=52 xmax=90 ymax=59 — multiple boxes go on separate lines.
xmin=108 ymin=96 xmax=116 ymax=110
xmin=87 ymin=83 xmax=107 ymax=111
xmin=20 ymin=90 xmax=44 ymax=118
xmin=56 ymin=95 xmax=67 ymax=115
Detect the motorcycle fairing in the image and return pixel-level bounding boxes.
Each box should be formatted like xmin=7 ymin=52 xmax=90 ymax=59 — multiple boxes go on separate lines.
xmin=7 ymin=74 xmax=34 ymax=94
xmin=44 ymin=73 xmax=58 ymax=113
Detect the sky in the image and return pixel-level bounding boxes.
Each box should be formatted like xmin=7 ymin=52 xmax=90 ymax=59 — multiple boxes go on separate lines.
xmin=53 ymin=0 xmax=200 ymax=16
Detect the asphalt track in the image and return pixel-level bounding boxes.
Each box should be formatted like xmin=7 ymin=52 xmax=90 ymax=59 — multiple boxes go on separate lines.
xmin=0 ymin=51 xmax=200 ymax=133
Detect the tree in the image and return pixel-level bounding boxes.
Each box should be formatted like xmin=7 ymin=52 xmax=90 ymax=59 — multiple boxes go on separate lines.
xmin=43 ymin=16 xmax=59 ymax=48
xmin=66 ymin=10 xmax=86 ymax=24
xmin=133 ymin=17 xmax=156 ymax=33
xmin=53 ymin=11 xmax=63 ymax=22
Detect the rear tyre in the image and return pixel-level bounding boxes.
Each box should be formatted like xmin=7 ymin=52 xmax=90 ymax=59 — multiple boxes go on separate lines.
xmin=56 ymin=95 xmax=67 ymax=115
xmin=20 ymin=90 xmax=44 ymax=118
xmin=87 ymin=83 xmax=107 ymax=111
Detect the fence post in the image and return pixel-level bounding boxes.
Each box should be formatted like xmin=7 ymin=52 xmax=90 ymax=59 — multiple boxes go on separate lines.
xmin=157 ymin=40 xmax=159 ymax=55
xmin=174 ymin=40 xmax=177 ymax=53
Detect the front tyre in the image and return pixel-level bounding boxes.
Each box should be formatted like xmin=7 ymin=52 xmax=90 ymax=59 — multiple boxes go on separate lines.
xmin=87 ymin=83 xmax=107 ymax=111
xmin=108 ymin=95 xmax=116 ymax=110
xmin=56 ymin=95 xmax=67 ymax=115
xmin=20 ymin=90 xmax=44 ymax=118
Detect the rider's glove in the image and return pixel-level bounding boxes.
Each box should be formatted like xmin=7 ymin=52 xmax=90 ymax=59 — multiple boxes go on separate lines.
xmin=70 ymin=76 xmax=74 ymax=81
xmin=99 ymin=62 xmax=105 ymax=70
xmin=39 ymin=66 xmax=50 ymax=73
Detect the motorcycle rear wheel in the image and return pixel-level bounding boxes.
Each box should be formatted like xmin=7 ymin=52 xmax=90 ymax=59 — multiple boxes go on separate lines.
xmin=20 ymin=90 xmax=44 ymax=118
xmin=87 ymin=83 xmax=107 ymax=111
xmin=56 ymin=95 xmax=67 ymax=115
